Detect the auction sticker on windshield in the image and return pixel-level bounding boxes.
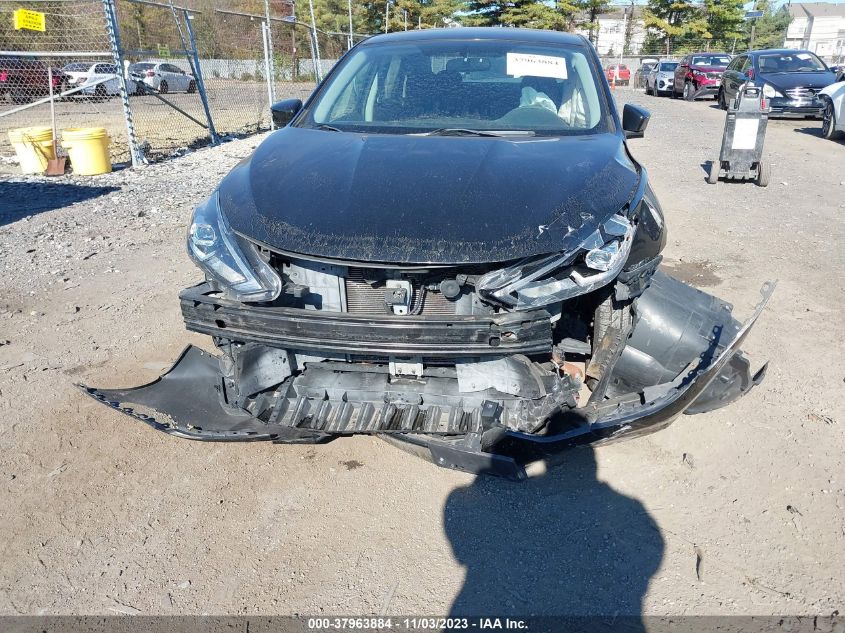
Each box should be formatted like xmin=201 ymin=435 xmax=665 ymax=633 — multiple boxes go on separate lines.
xmin=507 ymin=52 xmax=568 ymax=79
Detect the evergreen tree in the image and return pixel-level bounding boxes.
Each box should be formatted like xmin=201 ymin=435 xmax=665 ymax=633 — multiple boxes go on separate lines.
xmin=703 ymin=0 xmax=745 ymax=51
xmin=742 ymin=0 xmax=790 ymax=50
xmin=642 ymin=0 xmax=706 ymax=54
xmin=575 ymin=0 xmax=611 ymax=45
xmin=462 ymin=0 xmax=577 ymax=29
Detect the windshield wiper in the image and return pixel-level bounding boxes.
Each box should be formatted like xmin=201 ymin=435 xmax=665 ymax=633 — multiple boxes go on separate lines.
xmin=421 ymin=128 xmax=519 ymax=137
xmin=315 ymin=124 xmax=343 ymax=132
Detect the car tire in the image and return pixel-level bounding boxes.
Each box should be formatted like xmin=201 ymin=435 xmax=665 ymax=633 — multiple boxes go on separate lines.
xmin=645 ymin=83 xmax=651 ymax=96
xmin=718 ymin=88 xmax=728 ymax=110
xmin=707 ymin=160 xmax=720 ymax=184
xmin=187 ymin=80 xmax=196 ymax=93
xmin=755 ymin=161 xmax=770 ymax=187
xmin=684 ymin=81 xmax=695 ymax=101
xmin=94 ymin=84 xmax=107 ymax=102
xmin=159 ymin=80 xmax=168 ymax=94
xmin=822 ymin=99 xmax=840 ymax=140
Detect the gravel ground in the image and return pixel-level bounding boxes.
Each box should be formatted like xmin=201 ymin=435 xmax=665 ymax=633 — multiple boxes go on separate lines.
xmin=0 ymin=87 xmax=844 ymax=618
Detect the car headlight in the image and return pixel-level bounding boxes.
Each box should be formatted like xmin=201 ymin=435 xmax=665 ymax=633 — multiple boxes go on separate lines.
xmin=762 ymin=83 xmax=783 ymax=98
xmin=187 ymin=192 xmax=282 ymax=302
xmin=476 ymin=212 xmax=635 ymax=309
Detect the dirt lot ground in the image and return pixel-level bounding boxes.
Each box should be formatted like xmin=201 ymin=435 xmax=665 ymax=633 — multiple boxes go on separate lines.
xmin=0 ymin=88 xmax=844 ymax=618
xmin=0 ymin=80 xmax=315 ymax=172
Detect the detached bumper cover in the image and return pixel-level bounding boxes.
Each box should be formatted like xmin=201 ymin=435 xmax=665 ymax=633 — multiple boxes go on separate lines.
xmin=80 ymin=281 xmax=774 ymax=479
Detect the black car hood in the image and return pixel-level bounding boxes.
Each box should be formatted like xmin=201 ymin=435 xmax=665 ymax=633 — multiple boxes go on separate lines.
xmin=761 ymin=70 xmax=836 ymax=91
xmin=219 ymin=127 xmax=640 ymax=265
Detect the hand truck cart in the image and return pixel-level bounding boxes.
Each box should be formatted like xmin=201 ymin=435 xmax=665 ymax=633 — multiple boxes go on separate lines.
xmin=708 ymin=84 xmax=771 ymax=187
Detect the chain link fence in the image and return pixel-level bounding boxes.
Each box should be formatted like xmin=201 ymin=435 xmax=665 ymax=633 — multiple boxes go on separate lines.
xmin=0 ymin=0 xmax=370 ymax=173
xmin=0 ymin=0 xmax=132 ymax=168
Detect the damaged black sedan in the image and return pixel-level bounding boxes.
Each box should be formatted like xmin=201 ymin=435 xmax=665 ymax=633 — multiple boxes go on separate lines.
xmin=83 ymin=28 xmax=773 ymax=479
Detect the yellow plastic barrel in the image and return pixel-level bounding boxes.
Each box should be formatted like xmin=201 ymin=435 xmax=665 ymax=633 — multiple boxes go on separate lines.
xmin=7 ymin=127 xmax=55 ymax=175
xmin=61 ymin=127 xmax=112 ymax=175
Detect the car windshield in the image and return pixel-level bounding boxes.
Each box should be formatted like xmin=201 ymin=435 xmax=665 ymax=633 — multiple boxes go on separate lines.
xmin=63 ymin=62 xmax=90 ymax=72
xmin=659 ymin=62 xmax=678 ymax=71
xmin=759 ymin=52 xmax=827 ymax=73
xmin=691 ymin=55 xmax=730 ymax=67
xmin=298 ymin=39 xmax=609 ymax=136
xmin=129 ymin=63 xmax=154 ymax=72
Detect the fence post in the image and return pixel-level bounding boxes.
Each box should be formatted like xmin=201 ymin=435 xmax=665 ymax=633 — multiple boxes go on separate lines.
xmin=262 ymin=22 xmax=275 ymax=130
xmin=102 ymin=0 xmax=144 ymax=167
xmin=182 ymin=9 xmax=219 ymax=144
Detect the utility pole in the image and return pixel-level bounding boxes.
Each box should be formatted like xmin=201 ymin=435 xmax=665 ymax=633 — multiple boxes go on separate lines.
xmin=263 ymin=0 xmax=276 ymax=101
xmin=403 ymin=9 xmax=408 ymax=31
xmin=385 ymin=0 xmax=389 ymax=33
xmin=308 ymin=0 xmax=321 ymax=80
xmin=290 ymin=0 xmax=297 ymax=79
xmin=347 ymin=0 xmax=353 ymax=49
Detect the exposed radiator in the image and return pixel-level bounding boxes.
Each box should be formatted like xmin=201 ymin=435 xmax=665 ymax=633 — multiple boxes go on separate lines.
xmin=344 ymin=267 xmax=456 ymax=315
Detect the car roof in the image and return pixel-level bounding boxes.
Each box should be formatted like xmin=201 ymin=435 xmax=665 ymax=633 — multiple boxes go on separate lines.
xmin=360 ymin=27 xmax=588 ymax=48
xmin=749 ymin=48 xmax=816 ymax=56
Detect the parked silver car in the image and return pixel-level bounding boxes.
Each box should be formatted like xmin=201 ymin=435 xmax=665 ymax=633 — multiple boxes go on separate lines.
xmin=128 ymin=61 xmax=196 ymax=94
xmin=645 ymin=60 xmax=679 ymax=97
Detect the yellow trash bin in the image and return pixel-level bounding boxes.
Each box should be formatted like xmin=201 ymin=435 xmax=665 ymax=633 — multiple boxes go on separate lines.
xmin=61 ymin=127 xmax=112 ymax=175
xmin=8 ymin=127 xmax=55 ymax=175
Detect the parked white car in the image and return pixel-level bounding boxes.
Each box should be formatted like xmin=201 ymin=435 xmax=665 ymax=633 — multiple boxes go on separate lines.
xmin=128 ymin=62 xmax=196 ymax=94
xmin=645 ymin=60 xmax=679 ymax=97
xmin=61 ymin=61 xmax=136 ymax=98
xmin=820 ymin=81 xmax=845 ymax=140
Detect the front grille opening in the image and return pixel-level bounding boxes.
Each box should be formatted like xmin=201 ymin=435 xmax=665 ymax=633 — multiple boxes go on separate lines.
xmin=345 ymin=267 xmax=457 ymax=316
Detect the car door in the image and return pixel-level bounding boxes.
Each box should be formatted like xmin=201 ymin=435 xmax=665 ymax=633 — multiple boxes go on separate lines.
xmin=674 ymin=56 xmax=689 ymax=94
xmin=100 ymin=63 xmax=121 ymax=94
xmin=725 ymin=55 xmax=746 ymax=101
xmin=166 ymin=64 xmax=189 ymax=91
xmin=721 ymin=56 xmax=740 ymax=100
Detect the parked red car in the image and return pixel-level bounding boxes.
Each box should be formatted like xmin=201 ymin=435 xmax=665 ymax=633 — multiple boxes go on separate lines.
xmin=672 ymin=52 xmax=731 ymax=100
xmin=605 ymin=64 xmax=630 ymax=86
xmin=0 ymin=56 xmax=64 ymax=103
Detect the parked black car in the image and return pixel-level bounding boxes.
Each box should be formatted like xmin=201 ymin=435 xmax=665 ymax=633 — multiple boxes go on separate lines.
xmin=83 ymin=28 xmax=772 ymax=479
xmin=719 ymin=49 xmax=836 ymax=117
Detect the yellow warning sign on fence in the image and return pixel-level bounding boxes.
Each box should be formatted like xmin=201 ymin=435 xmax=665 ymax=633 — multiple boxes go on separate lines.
xmin=13 ymin=8 xmax=46 ymax=32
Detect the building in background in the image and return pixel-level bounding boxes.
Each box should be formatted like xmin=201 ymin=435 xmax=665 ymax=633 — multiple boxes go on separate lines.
xmin=784 ymin=2 xmax=845 ymax=61
xmin=576 ymin=6 xmax=646 ymax=56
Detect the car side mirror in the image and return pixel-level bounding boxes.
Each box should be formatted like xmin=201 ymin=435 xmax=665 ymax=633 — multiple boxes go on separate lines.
xmin=271 ymin=98 xmax=303 ymax=127
xmin=622 ymin=103 xmax=650 ymax=139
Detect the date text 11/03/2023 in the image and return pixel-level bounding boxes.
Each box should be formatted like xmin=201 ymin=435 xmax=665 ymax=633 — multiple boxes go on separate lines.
xmin=307 ymin=617 xmax=529 ymax=630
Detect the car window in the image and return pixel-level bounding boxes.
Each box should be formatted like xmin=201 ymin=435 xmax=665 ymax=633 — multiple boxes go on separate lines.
xmin=758 ymin=52 xmax=827 ymax=73
xmin=302 ymin=39 xmax=609 ymax=136
xmin=741 ymin=57 xmax=752 ymax=72
xmin=164 ymin=64 xmax=183 ymax=73
xmin=659 ymin=62 xmax=678 ymax=71
xmin=130 ymin=63 xmax=154 ymax=72
xmin=691 ymin=55 xmax=730 ymax=66
xmin=63 ymin=62 xmax=90 ymax=72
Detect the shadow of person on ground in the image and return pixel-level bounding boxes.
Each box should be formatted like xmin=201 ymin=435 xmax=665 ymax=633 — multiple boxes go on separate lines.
xmin=0 ymin=180 xmax=119 ymax=226
xmin=444 ymin=448 xmax=664 ymax=630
